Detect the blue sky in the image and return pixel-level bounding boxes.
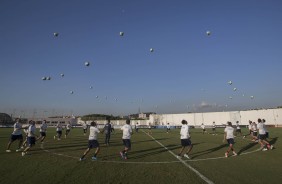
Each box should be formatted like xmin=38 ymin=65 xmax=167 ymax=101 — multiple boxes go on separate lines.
xmin=1 ymin=0 xmax=282 ymax=117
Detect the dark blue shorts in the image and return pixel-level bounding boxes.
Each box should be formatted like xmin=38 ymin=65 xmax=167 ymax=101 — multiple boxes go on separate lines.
xmin=40 ymin=132 xmax=46 ymax=136
xmin=10 ymin=134 xmax=23 ymax=141
xmin=57 ymin=131 xmax=62 ymax=135
xmin=258 ymin=134 xmax=266 ymax=140
xmin=212 ymin=128 xmax=216 ymax=131
xmin=265 ymin=132 xmax=269 ymax=138
xmin=253 ymin=132 xmax=257 ymax=136
xmin=27 ymin=137 xmax=36 ymax=147
xmin=181 ymin=139 xmax=192 ymax=147
xmin=227 ymin=138 xmax=234 ymax=145
xmin=123 ymin=139 xmax=131 ymax=149
xmin=88 ymin=140 xmax=99 ymax=148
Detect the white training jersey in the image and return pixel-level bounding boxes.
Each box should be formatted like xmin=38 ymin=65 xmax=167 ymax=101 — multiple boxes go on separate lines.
xmin=248 ymin=124 xmax=252 ymax=130
xmin=83 ymin=124 xmax=87 ymax=129
xmin=40 ymin=123 xmax=47 ymax=132
xmin=121 ymin=124 xmax=132 ymax=139
xmin=28 ymin=125 xmax=36 ymax=137
xmin=12 ymin=122 xmax=22 ymax=135
xmin=257 ymin=123 xmax=266 ymax=135
xmin=224 ymin=126 xmax=234 ymax=139
xmin=167 ymin=125 xmax=170 ymax=129
xmin=251 ymin=123 xmax=257 ymax=132
xmin=236 ymin=123 xmax=241 ymax=129
xmin=201 ymin=125 xmax=205 ymax=129
xmin=180 ymin=124 xmax=190 ymax=139
xmin=212 ymin=124 xmax=216 ymax=128
xmin=66 ymin=124 xmax=71 ymax=130
xmin=88 ymin=126 xmax=100 ymax=140
xmin=56 ymin=123 xmax=63 ymax=131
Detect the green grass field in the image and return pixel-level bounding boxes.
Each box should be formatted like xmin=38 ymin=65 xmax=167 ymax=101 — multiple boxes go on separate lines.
xmin=0 ymin=127 xmax=281 ymax=184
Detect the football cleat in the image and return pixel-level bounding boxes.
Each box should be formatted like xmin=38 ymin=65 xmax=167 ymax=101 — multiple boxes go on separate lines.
xmin=184 ymin=154 xmax=190 ymax=159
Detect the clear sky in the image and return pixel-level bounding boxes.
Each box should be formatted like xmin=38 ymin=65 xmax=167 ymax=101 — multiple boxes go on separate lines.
xmin=1 ymin=0 xmax=282 ymax=118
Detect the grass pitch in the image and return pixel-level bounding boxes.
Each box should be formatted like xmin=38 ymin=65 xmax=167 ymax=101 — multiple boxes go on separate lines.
xmin=0 ymin=127 xmax=281 ymax=184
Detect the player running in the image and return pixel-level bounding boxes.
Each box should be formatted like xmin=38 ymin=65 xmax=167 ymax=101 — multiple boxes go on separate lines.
xmin=120 ymin=119 xmax=133 ymax=160
xmin=212 ymin=122 xmax=216 ymax=135
xmin=22 ymin=120 xmax=38 ymax=156
xmin=135 ymin=123 xmax=139 ymax=133
xmin=102 ymin=119 xmax=112 ymax=145
xmin=177 ymin=120 xmax=193 ymax=159
xmin=82 ymin=123 xmax=88 ymax=135
xmin=65 ymin=122 xmax=72 ymax=138
xmin=251 ymin=122 xmax=258 ymax=142
xmin=148 ymin=123 xmax=152 ymax=134
xmin=54 ymin=122 xmax=63 ymax=140
xmin=257 ymin=118 xmax=274 ymax=151
xmin=38 ymin=120 xmax=47 ymax=143
xmin=6 ymin=118 xmax=24 ymax=152
xmin=79 ymin=121 xmax=101 ymax=161
xmin=235 ymin=121 xmax=242 ymax=136
xmin=166 ymin=123 xmax=171 ymax=133
xmin=223 ymin=122 xmax=237 ymax=158
xmin=201 ymin=123 xmax=207 ymax=134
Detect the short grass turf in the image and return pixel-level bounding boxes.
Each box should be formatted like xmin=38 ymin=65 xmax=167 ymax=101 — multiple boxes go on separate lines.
xmin=0 ymin=127 xmax=281 ymax=184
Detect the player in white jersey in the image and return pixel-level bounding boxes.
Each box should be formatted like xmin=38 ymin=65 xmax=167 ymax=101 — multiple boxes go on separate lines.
xmin=251 ymin=122 xmax=258 ymax=142
xmin=201 ymin=123 xmax=207 ymax=134
xmin=79 ymin=121 xmax=101 ymax=161
xmin=257 ymin=118 xmax=274 ymax=151
xmin=54 ymin=122 xmax=63 ymax=140
xmin=148 ymin=123 xmax=152 ymax=135
xmin=235 ymin=121 xmax=242 ymax=136
xmin=82 ymin=123 xmax=88 ymax=135
xmin=212 ymin=122 xmax=216 ymax=135
xmin=22 ymin=121 xmax=38 ymax=156
xmin=6 ymin=118 xmax=24 ymax=152
xmin=120 ymin=119 xmax=133 ymax=160
xmin=223 ymin=122 xmax=237 ymax=158
xmin=37 ymin=120 xmax=47 ymax=143
xmin=65 ymin=122 xmax=72 ymax=138
xmin=166 ymin=123 xmax=171 ymax=133
xmin=177 ymin=120 xmax=193 ymax=159
xmin=135 ymin=123 xmax=139 ymax=133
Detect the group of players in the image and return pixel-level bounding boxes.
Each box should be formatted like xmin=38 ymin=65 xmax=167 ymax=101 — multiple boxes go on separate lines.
xmin=5 ymin=117 xmax=274 ymax=160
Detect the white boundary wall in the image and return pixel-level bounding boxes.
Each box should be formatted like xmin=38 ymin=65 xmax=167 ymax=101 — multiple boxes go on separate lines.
xmin=76 ymin=109 xmax=282 ymax=127
xmin=149 ymin=108 xmax=282 ymax=126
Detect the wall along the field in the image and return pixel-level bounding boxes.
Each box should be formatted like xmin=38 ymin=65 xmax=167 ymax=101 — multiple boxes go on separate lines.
xmin=150 ymin=108 xmax=282 ymax=126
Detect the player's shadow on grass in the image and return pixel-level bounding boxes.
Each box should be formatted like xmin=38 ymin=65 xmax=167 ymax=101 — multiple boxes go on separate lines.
xmin=237 ymin=142 xmax=257 ymax=155
xmin=269 ymin=137 xmax=278 ymax=145
xmin=190 ymin=144 xmax=227 ymax=159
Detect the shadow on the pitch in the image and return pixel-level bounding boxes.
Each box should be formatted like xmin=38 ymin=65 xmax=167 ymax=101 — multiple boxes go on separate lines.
xmin=103 ymin=144 xmax=180 ymax=160
xmin=269 ymin=137 xmax=278 ymax=145
xmin=191 ymin=144 xmax=227 ymax=159
xmin=237 ymin=142 xmax=257 ymax=155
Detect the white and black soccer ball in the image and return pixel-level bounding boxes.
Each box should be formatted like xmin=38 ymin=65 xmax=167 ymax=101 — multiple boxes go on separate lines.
xmin=53 ymin=32 xmax=59 ymax=37
xmin=206 ymin=31 xmax=211 ymax=36
xmin=84 ymin=62 xmax=90 ymax=67
xmin=150 ymin=48 xmax=154 ymax=52
xmin=119 ymin=32 xmax=124 ymax=36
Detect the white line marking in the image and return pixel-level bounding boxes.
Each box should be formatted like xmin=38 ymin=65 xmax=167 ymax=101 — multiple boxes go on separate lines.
xmin=142 ymin=130 xmax=214 ymax=184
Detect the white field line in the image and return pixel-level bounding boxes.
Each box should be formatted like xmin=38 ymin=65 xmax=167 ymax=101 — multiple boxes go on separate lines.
xmin=141 ymin=130 xmax=214 ymax=184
